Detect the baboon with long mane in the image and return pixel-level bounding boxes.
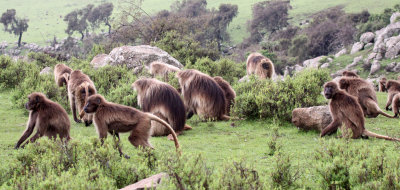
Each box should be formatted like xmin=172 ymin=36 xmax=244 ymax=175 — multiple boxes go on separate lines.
xmin=339 ymin=77 xmax=394 ymax=118
xmin=176 ymin=69 xmax=229 ymax=121
xmin=342 ymin=70 xmax=359 ymax=78
xmin=149 ymin=61 xmax=181 ymax=81
xmin=68 ymin=70 xmax=97 ymax=126
xmin=132 ymin=78 xmax=191 ymax=139
xmin=246 ymin=52 xmax=275 ymax=79
xmin=213 ymin=76 xmax=236 ymax=115
xmin=83 ymin=94 xmax=180 ymax=157
xmin=385 ymin=80 xmax=400 ymax=116
xmin=321 ymin=82 xmax=400 ymax=141
xmin=15 ymin=93 xmax=71 ymax=149
xmin=54 ymin=64 xmax=72 ymax=87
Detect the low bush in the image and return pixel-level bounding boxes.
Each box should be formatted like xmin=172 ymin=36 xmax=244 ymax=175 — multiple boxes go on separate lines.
xmin=0 ymin=56 xmax=39 ymax=89
xmin=28 ymin=52 xmax=58 ymax=69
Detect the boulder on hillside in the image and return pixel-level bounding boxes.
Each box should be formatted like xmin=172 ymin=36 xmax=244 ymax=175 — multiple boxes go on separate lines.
xmin=292 ymin=106 xmax=332 ymax=132
xmin=385 ymin=62 xmax=397 ymax=72
xmin=345 ymin=55 xmax=363 ymax=69
xmin=90 ymin=54 xmax=110 ymax=69
xmin=0 ymin=41 xmax=7 ymax=49
xmin=373 ymin=21 xmax=400 ymax=53
xmin=360 ymin=32 xmax=375 ymax=44
xmin=351 ymin=42 xmax=364 ymax=54
xmin=335 ymin=48 xmax=347 ymax=57
xmin=121 ymin=173 xmax=167 ymax=190
xmin=320 ymin=62 xmax=330 ymax=69
xmin=385 ymin=36 xmax=400 ymax=59
xmin=39 ymin=67 xmax=52 ymax=75
xmin=302 ymin=56 xmax=324 ymax=68
xmin=369 ymin=60 xmax=381 ymax=75
xmin=364 ymin=43 xmax=373 ymax=49
xmin=392 ymin=62 xmax=400 ymax=72
xmin=390 ymin=12 xmax=400 ymax=24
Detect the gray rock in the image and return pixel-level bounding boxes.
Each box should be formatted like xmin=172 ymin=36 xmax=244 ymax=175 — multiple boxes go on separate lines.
xmin=335 ymin=48 xmax=347 ymax=57
xmin=390 ymin=12 xmax=400 ymax=24
xmin=238 ymin=75 xmax=250 ymax=83
xmin=373 ymin=21 xmax=400 ymax=53
xmin=121 ymin=173 xmax=167 ymax=190
xmin=0 ymin=41 xmax=8 ymax=49
xmin=320 ymin=62 xmax=330 ymax=69
xmin=360 ymin=32 xmax=375 ymax=44
xmin=294 ymin=64 xmax=304 ymax=72
xmin=385 ymin=62 xmax=397 ymax=72
xmin=364 ymin=43 xmax=373 ymax=49
xmin=292 ymin=106 xmax=332 ymax=132
xmin=346 ymin=56 xmax=363 ymax=70
xmin=393 ymin=62 xmax=400 ymax=72
xmin=385 ymin=36 xmax=400 ymax=59
xmin=369 ymin=60 xmax=381 ymax=75
xmin=39 ymin=67 xmax=52 ymax=75
xmin=351 ymin=42 xmax=364 ymax=54
xmin=375 ymin=52 xmax=384 ymax=60
xmin=302 ymin=56 xmax=324 ymax=68
xmin=90 ymin=54 xmax=110 ymax=69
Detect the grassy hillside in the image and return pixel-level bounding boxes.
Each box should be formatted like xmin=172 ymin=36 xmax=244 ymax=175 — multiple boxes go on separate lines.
xmin=0 ymin=0 xmax=398 ymax=45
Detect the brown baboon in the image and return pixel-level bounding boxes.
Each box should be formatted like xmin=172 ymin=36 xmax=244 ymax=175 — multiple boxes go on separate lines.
xmin=82 ymin=94 xmax=180 ymax=156
xmin=379 ymin=77 xmax=387 ymax=92
xmin=149 ymin=61 xmax=181 ymax=81
xmin=15 ymin=92 xmax=71 ymax=149
xmin=176 ymin=69 xmax=229 ymax=121
xmin=342 ymin=70 xmax=359 ymax=78
xmin=246 ymin=52 xmax=275 ymax=79
xmin=54 ymin=64 xmax=72 ymax=87
xmin=391 ymin=93 xmax=400 ymax=117
xmin=321 ymin=82 xmax=400 ymax=141
xmin=385 ymin=80 xmax=400 ymax=112
xmin=132 ymin=78 xmax=191 ymax=140
xmin=339 ymin=77 xmax=394 ymax=118
xmin=68 ymin=70 xmax=97 ymax=126
xmin=213 ymin=76 xmax=236 ymax=115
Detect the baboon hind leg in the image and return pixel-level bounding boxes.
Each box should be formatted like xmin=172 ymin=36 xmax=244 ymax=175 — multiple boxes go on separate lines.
xmin=128 ymin=122 xmax=153 ymax=149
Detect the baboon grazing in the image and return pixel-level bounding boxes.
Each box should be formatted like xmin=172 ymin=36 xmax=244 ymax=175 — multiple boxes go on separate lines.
xmin=342 ymin=70 xmax=359 ymax=78
xmin=379 ymin=77 xmax=387 ymax=92
xmin=132 ymin=78 xmax=191 ymax=139
xmin=321 ymin=82 xmax=400 ymax=141
xmin=15 ymin=93 xmax=71 ymax=149
xmin=213 ymin=76 xmax=236 ymax=115
xmin=54 ymin=64 xmax=72 ymax=87
xmin=68 ymin=70 xmax=97 ymax=126
xmin=246 ymin=52 xmax=275 ymax=79
xmin=149 ymin=61 xmax=181 ymax=81
xmin=339 ymin=77 xmax=394 ymax=118
xmin=385 ymin=80 xmax=400 ymax=113
xmin=82 ymin=94 xmax=180 ymax=156
xmin=176 ymin=69 xmax=229 ymax=121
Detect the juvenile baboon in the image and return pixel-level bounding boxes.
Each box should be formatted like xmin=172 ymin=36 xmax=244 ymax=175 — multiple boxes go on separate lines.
xmin=15 ymin=93 xmax=71 ymax=149
xmin=68 ymin=70 xmax=97 ymax=126
xmin=342 ymin=70 xmax=359 ymax=78
xmin=379 ymin=77 xmax=387 ymax=92
xmin=132 ymin=78 xmax=191 ymax=139
xmin=149 ymin=61 xmax=181 ymax=81
xmin=83 ymin=94 xmax=180 ymax=156
xmin=321 ymin=82 xmax=400 ymax=141
xmin=213 ymin=76 xmax=236 ymax=115
xmin=385 ymin=80 xmax=400 ymax=112
xmin=176 ymin=69 xmax=229 ymax=121
xmin=54 ymin=64 xmax=72 ymax=87
xmin=246 ymin=52 xmax=275 ymax=79
xmin=339 ymin=77 xmax=394 ymax=118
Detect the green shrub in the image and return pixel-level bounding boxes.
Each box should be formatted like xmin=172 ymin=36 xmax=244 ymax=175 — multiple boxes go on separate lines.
xmin=270 ymin=151 xmax=299 ymax=189
xmin=232 ymin=69 xmax=330 ymax=120
xmin=0 ymin=56 xmax=39 ymax=89
xmin=28 ymin=52 xmax=58 ymax=69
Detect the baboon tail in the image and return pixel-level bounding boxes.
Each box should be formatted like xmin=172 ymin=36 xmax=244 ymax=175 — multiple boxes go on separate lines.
xmin=220 ymin=114 xmax=230 ymax=121
xmin=363 ymin=130 xmax=400 ymax=141
xmin=79 ymin=83 xmax=90 ymax=119
xmin=378 ymin=110 xmax=396 ymax=118
xmin=147 ymin=113 xmax=180 ymax=151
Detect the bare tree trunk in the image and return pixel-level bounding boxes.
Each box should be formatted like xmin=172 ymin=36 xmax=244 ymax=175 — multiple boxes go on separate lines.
xmin=18 ymin=32 xmax=23 ymax=47
xmin=106 ymin=22 xmax=111 ymax=35
xmin=80 ymin=31 xmax=84 ymax=40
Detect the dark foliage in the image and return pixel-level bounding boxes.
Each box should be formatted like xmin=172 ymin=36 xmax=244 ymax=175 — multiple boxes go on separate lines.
xmin=0 ymin=9 xmax=29 ymax=47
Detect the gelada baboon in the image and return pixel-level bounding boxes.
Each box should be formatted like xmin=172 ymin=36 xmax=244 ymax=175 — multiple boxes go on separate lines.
xmin=321 ymin=82 xmax=400 ymax=141
xmin=132 ymin=78 xmax=191 ymax=140
xmin=68 ymin=70 xmax=97 ymax=126
xmin=339 ymin=77 xmax=394 ymax=118
xmin=176 ymin=69 xmax=229 ymax=121
xmin=83 ymin=94 xmax=180 ymax=156
xmin=342 ymin=70 xmax=359 ymax=78
xmin=246 ymin=52 xmax=275 ymax=79
xmin=213 ymin=76 xmax=236 ymax=115
xmin=149 ymin=61 xmax=181 ymax=81
xmin=379 ymin=77 xmax=387 ymax=92
xmin=385 ymin=80 xmax=400 ymax=115
xmin=54 ymin=64 xmax=72 ymax=87
xmin=15 ymin=93 xmax=71 ymax=149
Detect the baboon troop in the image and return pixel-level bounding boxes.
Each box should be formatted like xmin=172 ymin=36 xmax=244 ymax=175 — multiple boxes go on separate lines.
xmin=15 ymin=93 xmax=71 ymax=149
xmin=321 ymin=82 xmax=399 ymax=141
xmin=149 ymin=61 xmax=181 ymax=81
xmin=379 ymin=77 xmax=387 ymax=92
xmin=246 ymin=52 xmax=275 ymax=79
xmin=342 ymin=70 xmax=359 ymax=78
xmin=54 ymin=64 xmax=72 ymax=87
xmin=176 ymin=69 xmax=229 ymax=121
xmin=83 ymin=94 xmax=180 ymax=155
xmin=68 ymin=70 xmax=97 ymax=126
xmin=213 ymin=76 xmax=236 ymax=115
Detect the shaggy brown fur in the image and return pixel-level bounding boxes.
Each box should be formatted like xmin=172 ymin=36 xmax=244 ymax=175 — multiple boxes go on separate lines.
xmin=246 ymin=52 xmax=275 ymax=79
xmin=15 ymin=93 xmax=71 ymax=149
xmin=321 ymin=82 xmax=399 ymax=141
xmin=149 ymin=61 xmax=181 ymax=81
xmin=385 ymin=80 xmax=400 ymax=115
xmin=379 ymin=77 xmax=387 ymax=92
xmin=342 ymin=70 xmax=359 ymax=78
xmin=132 ymin=78 xmax=191 ymax=139
xmin=68 ymin=70 xmax=97 ymax=126
xmin=54 ymin=64 xmax=72 ymax=87
xmin=213 ymin=76 xmax=236 ymax=115
xmin=339 ymin=77 xmax=394 ymax=118
xmin=176 ymin=69 xmax=229 ymax=121
xmin=83 ymin=94 xmax=180 ymax=157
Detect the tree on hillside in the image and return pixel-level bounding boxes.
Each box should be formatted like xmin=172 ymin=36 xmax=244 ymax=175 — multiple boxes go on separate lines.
xmin=87 ymin=3 xmax=114 ymax=35
xmin=64 ymin=4 xmax=93 ymax=40
xmin=0 ymin=9 xmax=29 ymax=47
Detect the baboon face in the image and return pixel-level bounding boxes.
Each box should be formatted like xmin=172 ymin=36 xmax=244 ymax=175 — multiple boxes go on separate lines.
xmin=83 ymin=95 xmax=102 ymax=114
xmin=25 ymin=93 xmax=43 ymax=110
xmin=324 ymin=82 xmax=337 ymax=99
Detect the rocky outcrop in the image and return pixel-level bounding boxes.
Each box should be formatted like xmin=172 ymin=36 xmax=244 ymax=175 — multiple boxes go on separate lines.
xmin=384 ymin=36 xmax=400 ymax=59
xmin=390 ymin=12 xmax=400 ymax=24
xmin=360 ymin=32 xmax=375 ymax=44
xmin=292 ymin=106 xmax=332 ymax=132
xmin=302 ymin=56 xmax=324 ymax=68
xmin=121 ymin=173 xmax=167 ymax=190
xmin=39 ymin=67 xmax=52 ymax=75
xmin=351 ymin=42 xmax=364 ymax=54
xmin=345 ymin=56 xmax=362 ymax=70
xmin=90 ymin=54 xmax=110 ymax=69
xmin=369 ymin=60 xmax=381 ymax=75
xmin=335 ymin=48 xmax=347 ymax=58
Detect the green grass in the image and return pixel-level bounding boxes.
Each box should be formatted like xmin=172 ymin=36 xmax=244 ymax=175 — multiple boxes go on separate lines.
xmin=0 ymin=0 xmax=398 ymax=45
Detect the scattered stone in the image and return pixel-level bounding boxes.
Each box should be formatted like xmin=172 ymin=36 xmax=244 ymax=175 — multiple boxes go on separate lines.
xmin=335 ymin=48 xmax=347 ymax=58
xmin=292 ymin=106 xmax=332 ymax=132
xmin=121 ymin=173 xmax=167 ymax=190
xmin=390 ymin=12 xmax=400 ymax=24
xmin=302 ymin=56 xmax=324 ymax=68
xmin=385 ymin=36 xmax=400 ymax=59
xmin=373 ymin=21 xmax=400 ymax=53
xmin=364 ymin=43 xmax=373 ymax=49
xmin=39 ymin=67 xmax=52 ymax=75
xmin=360 ymin=32 xmax=375 ymax=44
xmin=393 ymin=62 xmax=400 ymax=72
xmin=0 ymin=41 xmax=7 ymax=49
xmin=320 ymin=62 xmax=330 ymax=69
xmin=351 ymin=42 xmax=364 ymax=54
xmin=346 ymin=56 xmax=363 ymax=69
xmin=369 ymin=60 xmax=381 ymax=75
xmin=385 ymin=62 xmax=397 ymax=72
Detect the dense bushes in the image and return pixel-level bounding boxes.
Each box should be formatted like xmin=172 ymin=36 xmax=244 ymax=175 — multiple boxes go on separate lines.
xmin=232 ymin=69 xmax=330 ymax=120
